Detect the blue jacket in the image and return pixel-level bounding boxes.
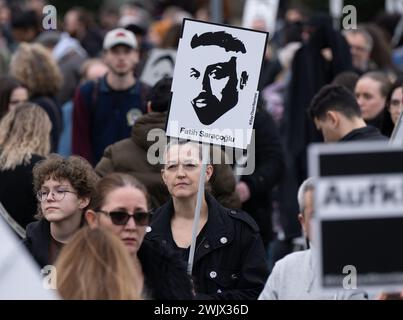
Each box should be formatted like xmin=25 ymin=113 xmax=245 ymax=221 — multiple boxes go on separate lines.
xmin=72 ymin=75 xmax=148 ymax=165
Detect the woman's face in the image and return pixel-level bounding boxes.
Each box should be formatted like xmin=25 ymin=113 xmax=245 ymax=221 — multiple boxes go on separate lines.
xmin=8 ymin=87 xmax=28 ymax=111
xmin=39 ymin=178 xmax=84 ymax=223
xmin=355 ymin=77 xmax=386 ymax=121
xmin=162 ymin=143 xmax=213 ymax=200
xmin=389 ymin=87 xmax=403 ymax=125
xmin=96 ymin=186 xmax=149 ymax=256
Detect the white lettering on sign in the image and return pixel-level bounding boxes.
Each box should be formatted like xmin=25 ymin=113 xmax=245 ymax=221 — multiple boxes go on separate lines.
xmin=316 ymin=175 xmax=403 ymax=217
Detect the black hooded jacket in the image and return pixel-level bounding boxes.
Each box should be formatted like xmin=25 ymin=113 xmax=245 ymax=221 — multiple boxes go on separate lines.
xmin=146 ymin=193 xmax=269 ymax=300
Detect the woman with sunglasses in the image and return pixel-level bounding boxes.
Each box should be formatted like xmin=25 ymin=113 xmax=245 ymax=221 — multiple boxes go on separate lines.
xmin=85 ymin=172 xmax=193 ymax=300
xmin=146 ymin=140 xmax=269 ymax=300
xmin=23 ymin=154 xmax=99 ymax=268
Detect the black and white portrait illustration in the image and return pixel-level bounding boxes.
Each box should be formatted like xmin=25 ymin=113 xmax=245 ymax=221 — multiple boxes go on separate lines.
xmin=167 ymin=19 xmax=268 ymax=149
xmin=140 ymin=48 xmax=176 ymax=87
xmin=189 ymin=31 xmax=249 ymax=125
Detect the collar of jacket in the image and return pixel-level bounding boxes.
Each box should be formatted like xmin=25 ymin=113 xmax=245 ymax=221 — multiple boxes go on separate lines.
xmin=146 ymin=193 xmax=235 ymax=265
xmin=99 ymin=75 xmax=139 ymax=94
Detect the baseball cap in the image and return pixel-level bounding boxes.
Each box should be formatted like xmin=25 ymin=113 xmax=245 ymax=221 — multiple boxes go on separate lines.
xmin=103 ymin=28 xmax=138 ymax=50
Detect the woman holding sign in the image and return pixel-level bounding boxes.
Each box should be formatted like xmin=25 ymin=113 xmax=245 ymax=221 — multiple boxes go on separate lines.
xmin=146 ymin=140 xmax=268 ymax=299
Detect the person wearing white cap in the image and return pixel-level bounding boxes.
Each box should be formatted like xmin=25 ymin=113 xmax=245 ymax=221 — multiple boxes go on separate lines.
xmin=72 ymin=28 xmax=150 ymax=166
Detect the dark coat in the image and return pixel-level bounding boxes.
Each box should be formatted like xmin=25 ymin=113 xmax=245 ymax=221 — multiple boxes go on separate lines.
xmin=95 ymin=112 xmax=168 ymax=208
xmin=340 ymin=126 xmax=388 ymax=142
xmin=95 ymin=112 xmax=241 ymax=209
xmin=0 ymin=154 xmax=43 ymax=232
xmin=23 ymin=219 xmax=52 ymax=268
xmin=30 ymin=95 xmax=62 ymax=152
xmin=285 ymin=14 xmax=353 ymax=181
xmin=240 ymin=107 xmax=285 ymax=248
xmin=139 ymin=239 xmax=194 ymax=300
xmin=146 ymin=193 xmax=269 ymax=300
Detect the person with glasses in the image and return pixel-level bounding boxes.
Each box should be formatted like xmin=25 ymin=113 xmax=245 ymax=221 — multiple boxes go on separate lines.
xmin=23 ymin=154 xmax=99 ymax=268
xmin=85 ymin=172 xmax=193 ymax=300
xmin=146 ymin=140 xmax=269 ymax=300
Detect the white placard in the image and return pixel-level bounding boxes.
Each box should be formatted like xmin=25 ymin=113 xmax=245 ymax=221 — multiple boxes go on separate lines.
xmin=315 ymin=174 xmax=403 ymax=218
xmin=309 ymin=143 xmax=403 ymax=293
xmin=242 ymin=0 xmax=279 ymax=36
xmin=389 ymin=111 xmax=403 ymax=146
xmin=166 ymin=19 xmax=268 ymax=149
xmin=386 ymin=0 xmax=403 ymax=14
xmin=140 ymin=48 xmax=176 ymax=87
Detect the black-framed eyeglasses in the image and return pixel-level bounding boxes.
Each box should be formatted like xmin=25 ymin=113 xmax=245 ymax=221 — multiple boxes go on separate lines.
xmin=97 ymin=210 xmax=150 ymax=226
xmin=36 ymin=188 xmax=77 ymax=202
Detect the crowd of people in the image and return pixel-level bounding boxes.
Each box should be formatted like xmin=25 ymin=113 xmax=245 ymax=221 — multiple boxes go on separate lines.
xmin=1 ymin=0 xmax=403 ymax=300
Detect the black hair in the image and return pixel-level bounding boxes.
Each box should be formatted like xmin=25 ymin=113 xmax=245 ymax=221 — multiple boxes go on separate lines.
xmin=308 ymin=84 xmax=361 ymax=120
xmin=152 ymin=55 xmax=175 ymax=68
xmin=191 ymin=31 xmax=246 ymax=53
xmin=332 ymin=71 xmax=360 ymax=94
xmin=11 ymin=10 xmax=40 ymax=31
xmin=0 ymin=76 xmax=27 ymax=119
xmin=148 ymin=77 xmax=172 ymax=113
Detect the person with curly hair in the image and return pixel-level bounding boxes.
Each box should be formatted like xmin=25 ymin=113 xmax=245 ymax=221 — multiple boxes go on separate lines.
xmin=0 ymin=102 xmax=51 ymax=233
xmin=23 ymin=154 xmax=99 ymax=268
xmin=9 ymin=42 xmax=63 ymax=151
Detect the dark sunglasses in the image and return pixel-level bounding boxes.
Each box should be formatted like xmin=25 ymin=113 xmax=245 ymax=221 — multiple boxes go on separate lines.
xmin=97 ymin=210 xmax=150 ymax=226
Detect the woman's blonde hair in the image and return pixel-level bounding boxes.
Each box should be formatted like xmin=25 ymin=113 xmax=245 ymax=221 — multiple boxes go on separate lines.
xmin=55 ymin=226 xmax=142 ymax=300
xmin=9 ymin=42 xmax=62 ymax=96
xmin=0 ymin=102 xmax=51 ymax=170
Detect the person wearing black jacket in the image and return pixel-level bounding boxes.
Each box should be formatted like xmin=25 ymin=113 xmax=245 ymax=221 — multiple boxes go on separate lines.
xmin=23 ymin=154 xmax=98 ymax=268
xmin=146 ymin=141 xmax=268 ymax=300
xmin=236 ymin=101 xmax=285 ymax=250
xmin=285 ymin=13 xmax=353 ymax=181
xmin=308 ymin=84 xmax=387 ymax=143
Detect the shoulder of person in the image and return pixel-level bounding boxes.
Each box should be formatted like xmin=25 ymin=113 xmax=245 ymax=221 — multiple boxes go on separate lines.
xmin=78 ymin=78 xmax=99 ymax=95
xmin=30 ymin=154 xmax=45 ymax=164
xmin=225 ymin=207 xmax=260 ymax=233
xmin=25 ymin=219 xmax=49 ymax=237
xmin=149 ymin=200 xmax=170 ymax=217
xmin=105 ymin=138 xmax=134 ymax=154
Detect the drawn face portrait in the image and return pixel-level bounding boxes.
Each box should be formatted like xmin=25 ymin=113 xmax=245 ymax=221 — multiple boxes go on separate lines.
xmin=151 ymin=55 xmax=175 ymax=82
xmin=189 ymin=31 xmax=249 ymax=125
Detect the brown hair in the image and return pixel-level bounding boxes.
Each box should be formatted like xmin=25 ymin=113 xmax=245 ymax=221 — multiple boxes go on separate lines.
xmin=9 ymin=43 xmax=62 ymax=96
xmin=360 ymin=71 xmax=392 ymax=98
xmin=0 ymin=102 xmax=51 ymax=170
xmin=90 ymin=172 xmax=149 ymax=211
xmin=55 ymin=226 xmax=142 ymax=300
xmin=33 ymin=154 xmax=99 ymax=219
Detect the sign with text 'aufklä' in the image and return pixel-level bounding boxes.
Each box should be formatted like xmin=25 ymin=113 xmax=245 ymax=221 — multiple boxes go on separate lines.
xmin=309 ymin=142 xmax=403 ymax=293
